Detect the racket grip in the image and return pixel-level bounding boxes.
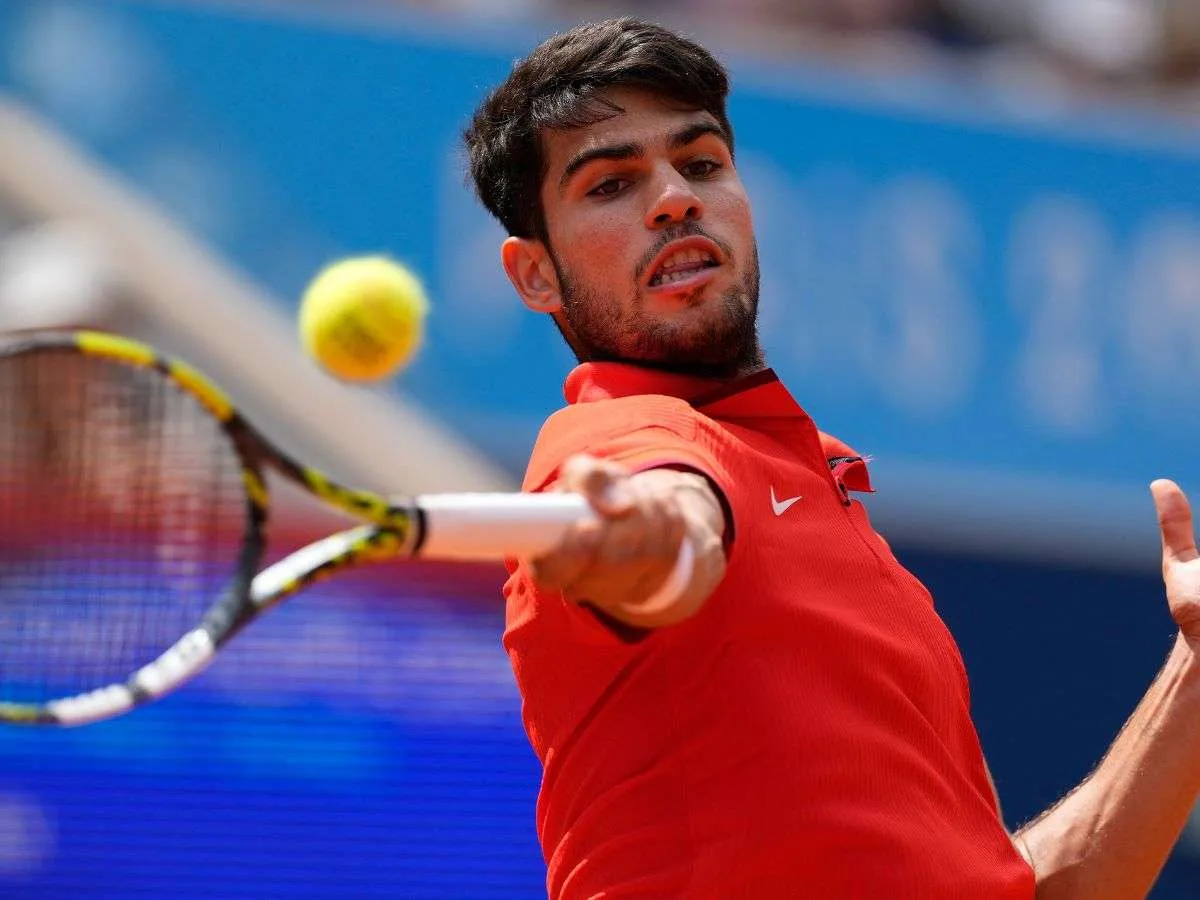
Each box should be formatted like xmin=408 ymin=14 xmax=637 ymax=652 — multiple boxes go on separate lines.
xmin=415 ymin=492 xmax=596 ymax=561
xmin=415 ymin=491 xmax=697 ymax=608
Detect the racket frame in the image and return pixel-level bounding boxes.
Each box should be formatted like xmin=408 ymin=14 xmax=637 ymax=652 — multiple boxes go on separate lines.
xmin=0 ymin=331 xmax=427 ymax=725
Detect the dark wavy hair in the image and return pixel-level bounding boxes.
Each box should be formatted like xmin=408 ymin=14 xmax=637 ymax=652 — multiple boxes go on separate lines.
xmin=464 ymin=17 xmax=735 ymax=242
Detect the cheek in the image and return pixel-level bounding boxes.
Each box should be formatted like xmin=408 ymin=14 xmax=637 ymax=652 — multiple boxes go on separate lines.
xmin=737 ymin=196 xmax=754 ymax=234
xmin=713 ymin=189 xmax=754 ymax=242
xmin=556 ymin=210 xmax=635 ymax=273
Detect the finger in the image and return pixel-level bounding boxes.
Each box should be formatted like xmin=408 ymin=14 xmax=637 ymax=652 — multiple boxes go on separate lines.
xmin=566 ymin=489 xmax=686 ymax=604
xmin=627 ymin=483 xmax=686 ymax=562
xmin=559 ymin=454 xmax=634 ymax=517
xmin=528 ymin=518 xmax=603 ymax=592
xmin=1151 ymin=479 xmax=1199 ymax=566
xmin=600 ymin=477 xmax=682 ymax=557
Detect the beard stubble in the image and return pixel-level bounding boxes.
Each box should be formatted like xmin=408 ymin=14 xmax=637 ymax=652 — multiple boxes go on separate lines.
xmin=552 ymin=227 xmax=764 ymax=379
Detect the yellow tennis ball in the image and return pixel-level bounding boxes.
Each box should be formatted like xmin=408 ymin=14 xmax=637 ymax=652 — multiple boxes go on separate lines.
xmin=299 ymin=256 xmax=428 ymax=382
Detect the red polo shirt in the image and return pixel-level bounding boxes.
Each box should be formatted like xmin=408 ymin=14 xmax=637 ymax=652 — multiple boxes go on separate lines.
xmin=503 ymin=363 xmax=1034 ymax=899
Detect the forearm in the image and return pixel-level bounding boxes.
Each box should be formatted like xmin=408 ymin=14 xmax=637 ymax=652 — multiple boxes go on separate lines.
xmin=1016 ymin=633 xmax=1200 ymax=899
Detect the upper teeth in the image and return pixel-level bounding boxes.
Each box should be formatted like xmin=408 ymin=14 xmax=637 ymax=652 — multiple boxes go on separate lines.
xmin=651 ymin=248 xmax=715 ymax=285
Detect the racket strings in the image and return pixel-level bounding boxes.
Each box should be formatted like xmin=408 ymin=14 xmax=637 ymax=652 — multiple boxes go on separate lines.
xmin=0 ymin=349 xmax=248 ymax=706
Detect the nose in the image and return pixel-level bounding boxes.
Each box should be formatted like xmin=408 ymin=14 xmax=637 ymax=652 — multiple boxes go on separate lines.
xmin=645 ymin=166 xmax=703 ymax=229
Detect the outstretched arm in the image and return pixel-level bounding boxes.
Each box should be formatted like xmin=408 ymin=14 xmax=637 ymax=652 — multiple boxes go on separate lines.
xmin=1014 ymin=480 xmax=1200 ymax=899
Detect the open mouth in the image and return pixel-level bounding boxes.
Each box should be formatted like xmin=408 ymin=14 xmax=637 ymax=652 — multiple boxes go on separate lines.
xmin=646 ymin=240 xmax=723 ymax=289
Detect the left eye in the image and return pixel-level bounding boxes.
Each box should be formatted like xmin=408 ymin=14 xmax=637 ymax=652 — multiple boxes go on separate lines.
xmin=683 ymin=160 xmax=721 ymax=178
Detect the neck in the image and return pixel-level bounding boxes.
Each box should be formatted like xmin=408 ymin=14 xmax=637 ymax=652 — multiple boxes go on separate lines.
xmin=585 ymin=352 xmax=766 ymax=381
xmin=551 ymin=313 xmax=767 ymax=380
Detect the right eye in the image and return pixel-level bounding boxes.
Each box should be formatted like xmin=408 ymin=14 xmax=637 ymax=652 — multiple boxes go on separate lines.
xmin=589 ymin=178 xmax=630 ymax=198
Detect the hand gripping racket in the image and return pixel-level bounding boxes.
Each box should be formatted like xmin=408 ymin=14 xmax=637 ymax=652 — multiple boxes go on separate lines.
xmin=0 ymin=330 xmax=618 ymax=726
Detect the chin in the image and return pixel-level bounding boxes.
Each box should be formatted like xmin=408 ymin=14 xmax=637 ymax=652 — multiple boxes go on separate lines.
xmin=647 ymin=285 xmax=721 ymax=314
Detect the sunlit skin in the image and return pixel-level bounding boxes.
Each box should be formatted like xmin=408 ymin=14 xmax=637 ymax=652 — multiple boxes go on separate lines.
xmin=501 ymin=87 xmax=764 ymax=378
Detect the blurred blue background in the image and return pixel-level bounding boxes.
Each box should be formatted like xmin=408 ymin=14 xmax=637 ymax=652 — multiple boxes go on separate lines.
xmin=2 ymin=0 xmax=1200 ymax=896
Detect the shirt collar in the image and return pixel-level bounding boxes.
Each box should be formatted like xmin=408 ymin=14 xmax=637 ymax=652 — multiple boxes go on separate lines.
xmin=562 ymin=362 xmax=870 ymax=490
xmin=563 ymin=362 xmax=811 ymax=420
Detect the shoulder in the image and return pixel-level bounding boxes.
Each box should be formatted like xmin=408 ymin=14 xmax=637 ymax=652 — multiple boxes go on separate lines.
xmin=523 ymin=395 xmax=716 ymax=492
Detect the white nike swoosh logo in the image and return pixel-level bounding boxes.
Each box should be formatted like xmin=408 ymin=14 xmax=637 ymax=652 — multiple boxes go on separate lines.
xmin=771 ymin=486 xmax=803 ymax=516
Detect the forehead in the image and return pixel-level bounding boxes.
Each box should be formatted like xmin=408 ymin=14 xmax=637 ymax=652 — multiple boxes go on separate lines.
xmin=540 ymin=87 xmax=721 ymax=173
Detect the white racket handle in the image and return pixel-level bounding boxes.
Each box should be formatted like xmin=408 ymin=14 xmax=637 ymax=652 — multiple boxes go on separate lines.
xmin=416 ymin=492 xmax=596 ymax=560
xmin=416 ymin=491 xmax=696 ymax=606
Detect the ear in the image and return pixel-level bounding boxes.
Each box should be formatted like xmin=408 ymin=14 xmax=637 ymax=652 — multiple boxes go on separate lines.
xmin=501 ymin=237 xmax=562 ymax=314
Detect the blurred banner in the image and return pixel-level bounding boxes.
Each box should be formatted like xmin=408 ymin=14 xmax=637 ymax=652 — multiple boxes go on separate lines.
xmin=3 ymin=0 xmax=1199 ymax=564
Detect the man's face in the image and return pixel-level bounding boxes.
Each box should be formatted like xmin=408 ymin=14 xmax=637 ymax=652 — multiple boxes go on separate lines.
xmin=533 ymin=87 xmax=762 ymax=376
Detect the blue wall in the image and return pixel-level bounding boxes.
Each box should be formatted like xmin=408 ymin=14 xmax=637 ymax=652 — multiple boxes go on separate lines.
xmin=0 ymin=571 xmax=547 ymax=898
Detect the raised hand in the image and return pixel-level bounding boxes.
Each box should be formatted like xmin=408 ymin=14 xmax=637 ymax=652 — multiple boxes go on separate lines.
xmin=1151 ymin=479 xmax=1200 ymax=641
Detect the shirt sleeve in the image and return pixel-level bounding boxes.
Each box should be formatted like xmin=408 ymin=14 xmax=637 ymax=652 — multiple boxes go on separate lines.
xmin=507 ymin=410 xmax=735 ymax=647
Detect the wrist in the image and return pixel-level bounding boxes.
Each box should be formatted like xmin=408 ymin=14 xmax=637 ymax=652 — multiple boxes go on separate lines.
xmin=1174 ymin=630 xmax=1200 ymax=671
xmin=1158 ymin=634 xmax=1200 ymax=710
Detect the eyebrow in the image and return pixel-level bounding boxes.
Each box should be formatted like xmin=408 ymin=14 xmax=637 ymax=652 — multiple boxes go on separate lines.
xmin=558 ymin=121 xmax=729 ymax=192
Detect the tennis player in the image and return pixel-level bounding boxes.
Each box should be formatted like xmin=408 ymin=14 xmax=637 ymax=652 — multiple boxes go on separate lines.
xmin=466 ymin=18 xmax=1200 ymax=898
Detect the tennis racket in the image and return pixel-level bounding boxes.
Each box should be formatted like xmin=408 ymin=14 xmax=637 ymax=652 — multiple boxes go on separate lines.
xmin=0 ymin=330 xmax=600 ymax=726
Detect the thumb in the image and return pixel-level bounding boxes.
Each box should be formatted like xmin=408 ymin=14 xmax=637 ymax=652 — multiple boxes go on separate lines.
xmin=559 ymin=454 xmax=635 ymax=517
xmin=1151 ymin=479 xmax=1198 ymax=567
